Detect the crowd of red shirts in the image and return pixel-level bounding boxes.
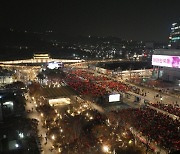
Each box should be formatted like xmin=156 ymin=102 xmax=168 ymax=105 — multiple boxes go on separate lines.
xmin=64 ymin=69 xmax=128 ymax=97
xmin=112 ymin=107 xmax=180 ymax=152
xmin=150 ymin=103 xmax=180 ymax=117
xmin=64 ymin=69 xmax=180 ymax=152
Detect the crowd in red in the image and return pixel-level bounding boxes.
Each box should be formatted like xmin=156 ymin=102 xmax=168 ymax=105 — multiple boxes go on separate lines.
xmin=113 ymin=107 xmax=180 ymax=152
xmin=64 ymin=69 xmax=128 ymax=97
xmin=65 ymin=73 xmax=107 ymax=96
xmin=69 ymin=69 xmax=109 ymax=81
xmin=63 ymin=69 xmax=180 ymax=152
xmin=150 ymin=103 xmax=180 ymax=117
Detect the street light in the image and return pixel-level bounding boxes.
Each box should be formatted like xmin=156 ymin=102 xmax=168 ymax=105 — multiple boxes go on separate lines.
xmin=58 ymin=147 xmax=61 ymax=153
xmin=102 ymin=145 xmax=110 ymax=153
xmin=90 ymin=116 xmax=93 ymax=120
xmin=51 ymin=134 xmax=55 ymax=140
xmin=15 ymin=143 xmax=19 ymax=148
xmin=19 ymin=133 xmax=24 ymax=139
xmin=128 ymin=140 xmax=133 ymax=144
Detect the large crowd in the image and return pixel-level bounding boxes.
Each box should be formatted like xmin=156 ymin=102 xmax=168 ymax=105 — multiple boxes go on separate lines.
xmin=46 ymin=68 xmax=180 ymax=152
xmin=41 ymin=68 xmax=148 ymax=98
xmin=64 ymin=69 xmax=128 ymax=97
xmin=112 ymin=107 xmax=180 ymax=152
xmin=150 ymin=103 xmax=180 ymax=117
xmin=35 ymin=68 xmax=180 ymax=153
xmin=65 ymin=73 xmax=108 ymax=96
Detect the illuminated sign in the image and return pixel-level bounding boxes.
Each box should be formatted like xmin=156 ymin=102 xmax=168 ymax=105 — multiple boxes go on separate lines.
xmin=152 ymin=55 xmax=180 ymax=68
xmin=49 ymin=98 xmax=71 ymax=106
xmin=109 ymin=94 xmax=120 ymax=102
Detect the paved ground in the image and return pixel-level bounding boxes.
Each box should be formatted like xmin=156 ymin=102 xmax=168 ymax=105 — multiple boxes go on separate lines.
xmin=41 ymin=86 xmax=77 ymax=98
xmin=25 ymin=94 xmax=57 ymax=154
xmin=24 ymin=68 xmax=179 ymax=154
xmin=122 ymin=80 xmax=180 ymax=106
xmin=89 ymin=69 xmax=179 ymax=106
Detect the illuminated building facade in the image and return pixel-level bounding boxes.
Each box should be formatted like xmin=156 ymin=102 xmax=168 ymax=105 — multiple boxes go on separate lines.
xmin=0 ymin=70 xmax=14 ymax=85
xmin=152 ymin=49 xmax=180 ymax=84
xmin=169 ymin=22 xmax=180 ymax=49
xmin=33 ymin=53 xmax=52 ymax=63
xmin=33 ymin=53 xmax=50 ymax=59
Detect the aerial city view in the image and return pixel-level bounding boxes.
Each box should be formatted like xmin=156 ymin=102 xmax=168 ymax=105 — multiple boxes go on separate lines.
xmin=0 ymin=0 xmax=180 ymax=154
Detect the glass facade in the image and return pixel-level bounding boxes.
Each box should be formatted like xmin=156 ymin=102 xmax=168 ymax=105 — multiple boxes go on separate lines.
xmin=169 ymin=22 xmax=180 ymax=49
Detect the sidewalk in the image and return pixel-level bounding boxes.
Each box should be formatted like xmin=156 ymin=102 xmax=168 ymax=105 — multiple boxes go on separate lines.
xmin=123 ymin=91 xmax=180 ymax=121
xmin=123 ymin=80 xmax=179 ymax=106
xmin=25 ymin=94 xmax=57 ymax=154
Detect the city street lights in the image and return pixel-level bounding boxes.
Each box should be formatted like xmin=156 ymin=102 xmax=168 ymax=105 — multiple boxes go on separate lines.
xmin=102 ymin=145 xmax=110 ymax=153
xmin=41 ymin=113 xmax=43 ymax=117
xmin=15 ymin=143 xmax=19 ymax=148
xmin=51 ymin=134 xmax=55 ymax=140
xmin=160 ymin=97 xmax=163 ymax=103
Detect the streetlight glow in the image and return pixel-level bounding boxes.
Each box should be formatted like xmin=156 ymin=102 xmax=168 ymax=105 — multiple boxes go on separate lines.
xmin=51 ymin=134 xmax=55 ymax=140
xmin=102 ymin=145 xmax=110 ymax=153
xmin=15 ymin=143 xmax=19 ymax=148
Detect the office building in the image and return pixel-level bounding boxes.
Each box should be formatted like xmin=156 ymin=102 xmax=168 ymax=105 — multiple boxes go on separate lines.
xmin=152 ymin=49 xmax=180 ymax=85
xmin=169 ymin=21 xmax=180 ymax=49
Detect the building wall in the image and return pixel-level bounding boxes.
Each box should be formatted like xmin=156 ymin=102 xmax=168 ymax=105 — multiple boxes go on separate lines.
xmin=0 ymin=76 xmax=13 ymax=84
xmin=152 ymin=49 xmax=180 ymax=82
xmin=169 ymin=22 xmax=180 ymax=49
xmin=162 ymin=67 xmax=180 ymax=82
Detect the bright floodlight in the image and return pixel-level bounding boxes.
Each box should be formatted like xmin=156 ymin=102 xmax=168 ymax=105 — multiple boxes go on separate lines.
xmin=102 ymin=145 xmax=109 ymax=153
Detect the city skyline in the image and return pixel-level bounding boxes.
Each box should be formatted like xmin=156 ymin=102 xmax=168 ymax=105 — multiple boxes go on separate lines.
xmin=1 ymin=0 xmax=180 ymax=42
xmin=0 ymin=1 xmax=180 ymax=153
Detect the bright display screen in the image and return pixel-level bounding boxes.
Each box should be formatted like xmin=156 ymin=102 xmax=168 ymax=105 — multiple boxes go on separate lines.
xmin=49 ymin=98 xmax=71 ymax=106
xmin=152 ymin=55 xmax=180 ymax=68
xmin=47 ymin=62 xmax=63 ymax=69
xmin=109 ymin=94 xmax=120 ymax=102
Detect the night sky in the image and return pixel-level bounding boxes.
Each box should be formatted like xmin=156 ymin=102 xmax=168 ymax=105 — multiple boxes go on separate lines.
xmin=1 ymin=0 xmax=180 ymax=42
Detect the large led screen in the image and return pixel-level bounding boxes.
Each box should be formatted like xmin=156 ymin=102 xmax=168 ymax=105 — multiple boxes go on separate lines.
xmin=47 ymin=62 xmax=63 ymax=69
xmin=109 ymin=94 xmax=120 ymax=102
xmin=152 ymin=55 xmax=180 ymax=68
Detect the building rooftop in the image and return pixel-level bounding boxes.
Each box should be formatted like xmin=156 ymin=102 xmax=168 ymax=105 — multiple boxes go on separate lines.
xmin=153 ymin=49 xmax=180 ymax=56
xmin=33 ymin=53 xmax=50 ymax=59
